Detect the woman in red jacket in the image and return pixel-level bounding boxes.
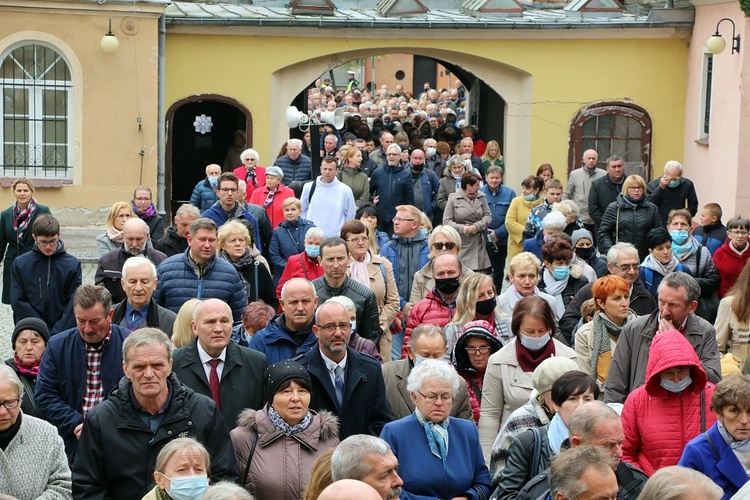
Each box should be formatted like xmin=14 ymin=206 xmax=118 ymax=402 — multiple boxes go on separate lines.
xmin=275 ymin=227 xmax=326 ymax=301
xmin=621 ymin=329 xmax=716 ymax=476
xmin=714 ymin=215 xmax=750 ymax=298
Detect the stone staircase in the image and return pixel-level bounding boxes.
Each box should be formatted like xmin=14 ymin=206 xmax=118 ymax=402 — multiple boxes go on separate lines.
xmin=60 ymin=227 xmax=104 ymax=265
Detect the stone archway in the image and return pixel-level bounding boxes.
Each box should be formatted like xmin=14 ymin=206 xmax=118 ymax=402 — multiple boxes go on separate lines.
xmin=270 ymin=48 xmax=531 ymax=187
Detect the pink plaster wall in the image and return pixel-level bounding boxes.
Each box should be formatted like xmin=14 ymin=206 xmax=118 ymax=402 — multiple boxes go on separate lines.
xmin=684 ymin=3 xmax=748 ymax=219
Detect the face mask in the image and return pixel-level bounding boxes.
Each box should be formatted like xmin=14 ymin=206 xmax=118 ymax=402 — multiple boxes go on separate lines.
xmin=668 ymin=179 xmax=681 ymax=188
xmin=412 ymin=163 xmax=424 ymax=172
xmin=305 ymin=245 xmax=320 ymax=258
xmin=435 ymin=277 xmax=460 ymax=295
xmin=575 ymin=246 xmax=596 ymax=261
xmin=426 ymin=147 xmax=436 ymax=157
xmin=414 ymin=355 xmax=428 ymax=367
xmin=207 ymin=176 xmax=218 ymax=187
xmin=551 ymin=265 xmax=570 ymax=281
xmin=670 ymin=230 xmax=689 ymax=245
xmin=475 ymin=297 xmax=497 ymax=316
xmin=418 ymin=228 xmax=429 ymax=239
xmin=162 ymin=474 xmax=209 ymax=500
xmin=519 ymin=332 xmax=551 ymax=351
xmin=523 ymin=193 xmax=538 ymax=202
xmin=660 ymin=374 xmax=692 ymax=393
xmin=350 ymin=320 xmax=357 ymax=333
xmin=452 ymin=173 xmax=463 ymax=180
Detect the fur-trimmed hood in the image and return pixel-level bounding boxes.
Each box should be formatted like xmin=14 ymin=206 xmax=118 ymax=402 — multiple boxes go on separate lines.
xmin=236 ymin=406 xmax=339 ymax=445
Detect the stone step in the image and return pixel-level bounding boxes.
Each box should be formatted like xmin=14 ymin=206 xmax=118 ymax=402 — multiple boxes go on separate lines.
xmin=60 ymin=226 xmax=104 ymax=264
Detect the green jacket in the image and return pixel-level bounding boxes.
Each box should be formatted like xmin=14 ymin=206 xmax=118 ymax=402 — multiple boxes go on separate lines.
xmin=338 ymin=167 xmax=370 ymax=208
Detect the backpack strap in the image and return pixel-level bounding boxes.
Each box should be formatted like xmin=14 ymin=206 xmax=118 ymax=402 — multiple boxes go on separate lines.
xmin=242 ymin=432 xmax=259 ymax=486
xmin=355 ymin=336 xmax=366 ymax=352
xmin=530 ymin=427 xmax=543 ymax=477
xmin=299 ymin=254 xmax=310 ymax=280
xmin=642 ymin=267 xmax=655 ymax=292
xmin=704 ymin=430 xmax=720 ymax=461
xmin=700 ymin=390 xmax=706 ymax=433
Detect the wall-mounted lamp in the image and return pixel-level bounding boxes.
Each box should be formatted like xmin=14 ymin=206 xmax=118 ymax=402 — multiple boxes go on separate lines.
xmin=706 ymin=18 xmax=741 ymax=55
xmin=100 ymin=18 xmax=119 ymax=53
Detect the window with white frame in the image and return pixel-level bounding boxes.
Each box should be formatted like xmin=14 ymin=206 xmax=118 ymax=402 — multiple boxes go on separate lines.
xmin=698 ymin=49 xmax=713 ymax=142
xmin=1 ymin=42 xmax=72 ymax=179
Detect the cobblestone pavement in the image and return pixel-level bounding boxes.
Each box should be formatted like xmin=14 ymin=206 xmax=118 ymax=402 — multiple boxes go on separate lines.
xmin=0 ymin=260 xmax=98 ymax=360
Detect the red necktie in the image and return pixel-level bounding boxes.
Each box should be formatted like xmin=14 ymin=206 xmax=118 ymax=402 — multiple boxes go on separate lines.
xmin=207 ymin=358 xmax=221 ymax=409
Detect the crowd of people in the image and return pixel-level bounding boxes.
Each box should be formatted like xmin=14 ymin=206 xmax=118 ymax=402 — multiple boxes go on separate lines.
xmin=0 ymin=79 xmax=749 ymax=500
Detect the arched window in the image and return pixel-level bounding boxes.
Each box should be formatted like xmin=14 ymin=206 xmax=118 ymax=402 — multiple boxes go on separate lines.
xmin=567 ymin=102 xmax=652 ymax=180
xmin=1 ymin=42 xmax=72 ymax=179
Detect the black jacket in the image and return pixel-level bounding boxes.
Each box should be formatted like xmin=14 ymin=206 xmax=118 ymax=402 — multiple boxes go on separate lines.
xmin=72 ymin=374 xmax=238 ymax=499
xmin=111 ymin=298 xmax=176 ymax=336
xmin=588 ymin=175 xmax=623 ymax=227
xmin=495 ymin=426 xmax=552 ymax=499
xmin=244 ymin=203 xmax=273 ymax=256
xmin=295 ymin=346 xmax=391 ymax=440
xmin=172 ymin=339 xmax=267 ymax=430
xmin=597 ymin=195 xmax=662 ymax=261
xmin=313 ymin=275 xmax=381 ymax=342
xmin=220 ymin=251 xmax=279 ymax=311
xmin=94 ymin=247 xmax=168 ymax=304
xmin=646 ymin=177 xmax=699 ymax=226
xmin=559 ymin=279 xmax=657 ymax=346
xmin=4 ymin=358 xmax=42 ymax=418
xmin=154 ymin=226 xmax=188 ymax=257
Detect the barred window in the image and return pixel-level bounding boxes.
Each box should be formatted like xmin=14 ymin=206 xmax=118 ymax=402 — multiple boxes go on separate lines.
xmin=1 ymin=42 xmax=72 ymax=179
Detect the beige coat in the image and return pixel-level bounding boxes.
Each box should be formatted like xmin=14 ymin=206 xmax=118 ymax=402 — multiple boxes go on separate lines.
xmin=443 ymin=189 xmax=493 ymax=271
xmin=715 ymin=295 xmax=750 ymax=364
xmin=409 ymin=260 xmax=475 ymax=305
xmin=505 ymin=196 xmax=543 ymax=267
xmin=477 ymin=337 xmax=581 ymax=462
xmin=361 ymin=254 xmax=400 ymax=362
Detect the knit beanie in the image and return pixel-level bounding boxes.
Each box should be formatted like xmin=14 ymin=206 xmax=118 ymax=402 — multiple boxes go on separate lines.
xmin=571 ymin=229 xmax=594 ymax=248
xmin=264 ymin=360 xmax=312 ymax=406
xmin=532 ymin=357 xmax=579 ymax=394
xmin=11 ymin=317 xmax=50 ymax=347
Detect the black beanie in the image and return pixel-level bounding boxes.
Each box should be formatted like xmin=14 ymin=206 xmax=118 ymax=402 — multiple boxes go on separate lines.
xmin=12 ymin=317 xmax=50 ymax=347
xmin=264 ymin=360 xmax=312 ymax=406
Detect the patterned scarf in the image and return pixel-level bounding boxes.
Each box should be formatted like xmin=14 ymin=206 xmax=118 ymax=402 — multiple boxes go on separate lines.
xmin=246 ymin=168 xmax=257 ymax=187
xmin=14 ymin=353 xmax=42 ymax=377
xmin=349 ymin=252 xmax=371 ymax=288
xmin=416 ymin=409 xmax=450 ymax=467
xmin=13 ymin=198 xmax=37 ymax=243
xmin=590 ymin=311 xmax=633 ymax=382
xmin=267 ymin=405 xmax=313 ymax=436
xmin=263 ymin=188 xmax=276 ymax=209
xmin=133 ymin=201 xmax=157 ymax=220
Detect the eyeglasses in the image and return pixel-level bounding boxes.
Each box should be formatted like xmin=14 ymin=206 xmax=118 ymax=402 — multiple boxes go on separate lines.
xmin=316 ymin=323 xmax=352 ymax=333
xmin=346 ymin=236 xmax=369 ymax=244
xmin=729 ymin=230 xmax=750 ymax=236
xmin=243 ymin=158 xmax=257 ymax=162
xmin=135 ymin=197 xmax=151 ymax=202
xmin=433 ymin=242 xmax=456 ymax=251
xmin=36 ymin=238 xmax=59 ymax=247
xmin=392 ymin=217 xmax=416 ymax=223
xmin=612 ymin=263 xmax=640 ymax=272
xmin=386 ymin=153 xmax=400 ymax=157
xmin=417 ymin=391 xmax=452 ymax=403
xmin=465 ymin=346 xmax=491 ymax=355
xmin=627 ymin=186 xmax=644 ymax=191
xmin=219 ymin=188 xmax=238 ymax=193
xmin=0 ymin=399 xmax=20 ymax=410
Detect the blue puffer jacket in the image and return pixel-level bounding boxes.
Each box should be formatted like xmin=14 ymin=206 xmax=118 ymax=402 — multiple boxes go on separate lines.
xmin=201 ymin=202 xmax=260 ymax=250
xmin=370 ymin=163 xmax=415 ymax=223
xmin=269 ymin=218 xmax=316 ymax=282
xmin=275 ymin=154 xmax=313 ymax=185
xmin=482 ymin=183 xmax=516 ymax=245
xmin=153 ymin=251 xmax=247 ymax=322
xmin=249 ymin=314 xmax=318 ymax=365
xmin=190 ymin=178 xmax=219 ymax=212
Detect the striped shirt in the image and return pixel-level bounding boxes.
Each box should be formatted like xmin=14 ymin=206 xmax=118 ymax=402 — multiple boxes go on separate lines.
xmin=81 ymin=329 xmax=112 ymax=416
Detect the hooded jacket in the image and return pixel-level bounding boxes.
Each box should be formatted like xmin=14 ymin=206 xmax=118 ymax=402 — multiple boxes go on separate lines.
xmin=598 ymin=194 xmax=662 ymax=261
xmin=338 ymin=166 xmax=371 ymax=208
xmin=276 ymin=251 xmax=325 ymax=299
xmin=621 ymin=330 xmax=716 ymax=476
xmin=250 ymin=313 xmax=318 ymax=366
xmin=402 ymin=290 xmax=456 ymax=358
xmin=231 ymin=408 xmax=339 ymax=500
xmin=370 ymin=163 xmax=415 ymax=223
xmin=153 ymin=226 xmax=188 ymax=257
xmin=9 ymin=240 xmax=81 ymax=334
xmin=452 ymin=320 xmax=505 ymax=424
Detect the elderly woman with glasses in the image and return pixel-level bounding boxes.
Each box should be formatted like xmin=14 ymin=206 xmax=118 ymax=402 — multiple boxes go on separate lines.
xmin=409 ymin=225 xmax=475 ymax=304
xmin=713 ymin=215 xmax=750 ymax=298
xmin=380 ymin=359 xmax=491 ymax=500
xmin=232 ymin=148 xmax=266 ymax=202
xmin=0 ymin=365 xmax=72 ymax=499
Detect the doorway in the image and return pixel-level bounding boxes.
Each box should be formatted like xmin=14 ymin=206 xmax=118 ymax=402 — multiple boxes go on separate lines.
xmin=165 ymin=96 xmax=252 ymax=219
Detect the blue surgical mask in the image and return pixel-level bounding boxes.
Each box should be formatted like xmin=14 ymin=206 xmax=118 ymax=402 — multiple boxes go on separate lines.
xmin=552 ymin=266 xmax=570 ymax=281
xmin=350 ymin=320 xmax=357 ymax=332
xmin=305 ymin=245 xmax=320 ymax=258
xmin=668 ymin=179 xmax=681 ymax=188
xmin=426 ymin=147 xmax=437 ymax=157
xmin=161 ymin=474 xmax=209 ymax=500
xmin=523 ymin=193 xmax=538 ymax=202
xmin=419 ymin=228 xmax=429 ymax=238
xmin=519 ymin=332 xmax=551 ymax=351
xmin=660 ymin=374 xmax=692 ymax=393
xmin=207 ymin=176 xmax=218 ymax=187
xmin=670 ymin=230 xmax=689 ymax=245
xmin=414 ymin=355 xmax=428 ymax=366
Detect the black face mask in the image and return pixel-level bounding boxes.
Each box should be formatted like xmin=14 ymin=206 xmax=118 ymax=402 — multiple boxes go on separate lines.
xmin=475 ymin=297 xmax=497 ymax=316
xmin=411 ymin=163 xmax=425 ymax=172
xmin=575 ymin=246 xmax=596 ymax=261
xmin=435 ymin=277 xmax=460 ymax=296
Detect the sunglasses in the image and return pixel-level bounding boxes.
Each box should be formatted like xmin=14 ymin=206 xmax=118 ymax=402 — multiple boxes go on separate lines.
xmin=433 ymin=242 xmax=456 ymax=251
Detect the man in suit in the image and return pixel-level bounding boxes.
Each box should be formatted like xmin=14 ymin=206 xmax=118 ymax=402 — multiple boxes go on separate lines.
xmin=172 ymin=298 xmax=267 ymax=428
xmin=297 ymin=300 xmax=391 ymax=439
xmin=111 ymin=256 xmax=176 ymax=334
xmin=381 ymin=323 xmax=472 ymax=420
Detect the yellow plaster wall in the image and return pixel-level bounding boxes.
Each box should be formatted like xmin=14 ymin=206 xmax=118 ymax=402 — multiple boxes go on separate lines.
xmin=166 ymin=33 xmax=688 ymax=183
xmin=0 ymin=3 xmax=162 ymax=219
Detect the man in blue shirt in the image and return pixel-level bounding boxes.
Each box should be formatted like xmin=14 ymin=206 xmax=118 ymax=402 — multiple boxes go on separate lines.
xmin=481 ymin=165 xmax=516 ymax=290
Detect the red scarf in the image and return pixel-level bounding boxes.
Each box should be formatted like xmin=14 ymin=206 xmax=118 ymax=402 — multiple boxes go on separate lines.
xmin=14 ymin=354 xmax=41 ymax=377
xmin=515 ymin=339 xmax=556 ymax=372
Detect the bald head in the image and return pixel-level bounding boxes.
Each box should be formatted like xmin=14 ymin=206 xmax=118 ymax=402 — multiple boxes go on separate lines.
xmin=318 ymin=480 xmax=382 ymax=500
xmin=122 ymin=218 xmax=150 ymax=255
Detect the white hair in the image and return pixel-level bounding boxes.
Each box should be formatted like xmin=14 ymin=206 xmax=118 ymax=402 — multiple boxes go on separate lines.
xmin=542 ymin=211 xmax=567 ymax=231
xmin=305 ymin=227 xmax=326 ymax=241
xmin=553 ymin=200 xmax=580 ymax=218
xmin=287 ymin=138 xmax=302 ymax=149
xmin=326 ymin=295 xmax=355 ymax=312
xmin=663 ymin=160 xmax=683 ymax=175
xmin=406 ymin=359 xmax=461 ymax=396
xmin=0 ymin=364 xmax=23 ymax=400
xmin=241 ymin=148 xmax=260 ymax=162
xmin=122 ymin=256 xmax=157 ymax=280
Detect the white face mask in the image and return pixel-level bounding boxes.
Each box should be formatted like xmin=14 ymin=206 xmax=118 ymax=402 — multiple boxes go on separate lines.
xmin=426 ymin=147 xmax=436 ymax=157
xmin=660 ymin=374 xmax=692 ymax=393
xmin=519 ymin=332 xmax=551 ymax=351
xmin=350 ymin=320 xmax=357 ymax=333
